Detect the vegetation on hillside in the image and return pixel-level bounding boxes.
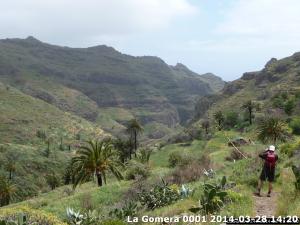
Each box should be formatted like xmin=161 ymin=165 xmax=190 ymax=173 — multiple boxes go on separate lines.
xmin=1 ymin=43 xmax=300 ymax=224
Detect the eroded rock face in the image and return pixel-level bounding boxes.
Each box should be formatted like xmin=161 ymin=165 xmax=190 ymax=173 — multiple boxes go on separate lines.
xmin=241 ymin=72 xmax=257 ymax=80
xmin=0 ymin=37 xmax=224 ymax=132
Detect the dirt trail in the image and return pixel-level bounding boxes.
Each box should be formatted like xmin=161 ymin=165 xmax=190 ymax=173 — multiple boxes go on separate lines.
xmin=254 ymin=192 xmax=278 ymax=217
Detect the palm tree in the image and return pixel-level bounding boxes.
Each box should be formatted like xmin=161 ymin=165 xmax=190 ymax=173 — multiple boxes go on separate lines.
xmin=242 ymin=100 xmax=259 ymax=125
xmin=71 ymin=140 xmax=123 ymax=189
xmin=257 ymin=117 xmax=289 ymax=143
xmin=126 ymin=118 xmax=143 ymax=159
xmin=214 ymin=111 xmax=224 ymax=131
xmin=0 ymin=177 xmax=16 ymax=206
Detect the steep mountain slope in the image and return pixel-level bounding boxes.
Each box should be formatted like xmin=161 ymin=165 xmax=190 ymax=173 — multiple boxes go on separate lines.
xmin=199 ymin=72 xmax=226 ymax=92
xmin=194 ymin=52 xmax=300 ymax=120
xmin=0 ymin=82 xmax=107 ymax=200
xmin=0 ymin=37 xmax=223 ymax=139
xmin=171 ymin=63 xmax=225 ymax=92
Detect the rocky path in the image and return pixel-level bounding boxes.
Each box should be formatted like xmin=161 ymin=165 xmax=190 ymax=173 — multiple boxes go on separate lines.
xmin=254 ymin=192 xmax=278 ymax=217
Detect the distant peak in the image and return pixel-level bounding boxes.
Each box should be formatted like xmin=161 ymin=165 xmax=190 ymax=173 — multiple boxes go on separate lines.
xmin=25 ymin=36 xmax=41 ymax=42
xmin=174 ymin=63 xmax=189 ymax=70
xmin=201 ymin=73 xmax=219 ymax=78
xmin=265 ymin=57 xmax=277 ymax=68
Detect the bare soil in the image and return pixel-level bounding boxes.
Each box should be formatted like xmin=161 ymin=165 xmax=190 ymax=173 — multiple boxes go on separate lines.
xmin=254 ymin=192 xmax=278 ymax=217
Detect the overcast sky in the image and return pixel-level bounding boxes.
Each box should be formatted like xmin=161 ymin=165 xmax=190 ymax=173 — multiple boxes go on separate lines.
xmin=1 ymin=0 xmax=300 ymax=81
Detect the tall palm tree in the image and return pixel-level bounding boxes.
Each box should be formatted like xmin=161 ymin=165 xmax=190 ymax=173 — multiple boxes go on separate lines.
xmin=214 ymin=111 xmax=224 ymax=131
xmin=126 ymin=118 xmax=143 ymax=158
xmin=257 ymin=117 xmax=289 ymax=143
xmin=242 ymin=100 xmax=259 ymax=125
xmin=71 ymin=140 xmax=123 ymax=189
xmin=0 ymin=177 xmax=16 ymax=206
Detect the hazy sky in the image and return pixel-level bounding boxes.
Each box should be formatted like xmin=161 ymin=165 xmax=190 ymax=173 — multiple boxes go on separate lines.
xmin=1 ymin=0 xmax=300 ymax=81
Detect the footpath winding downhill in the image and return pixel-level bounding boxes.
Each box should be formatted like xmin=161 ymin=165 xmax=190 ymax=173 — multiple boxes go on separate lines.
xmin=254 ymin=192 xmax=278 ymax=217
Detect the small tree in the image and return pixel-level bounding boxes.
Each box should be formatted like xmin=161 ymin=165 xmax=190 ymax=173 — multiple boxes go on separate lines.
xmin=201 ymin=120 xmax=210 ymax=135
xmin=284 ymin=99 xmax=295 ymax=116
xmin=224 ymin=111 xmax=239 ymax=129
xmin=46 ymin=173 xmax=60 ymax=190
xmin=214 ymin=111 xmax=224 ymax=131
xmin=241 ymin=100 xmax=259 ymax=125
xmin=126 ymin=118 xmax=143 ymax=159
xmin=257 ymin=117 xmax=289 ymax=143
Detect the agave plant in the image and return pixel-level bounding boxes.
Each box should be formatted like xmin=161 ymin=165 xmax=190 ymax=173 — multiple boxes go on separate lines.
xmin=109 ymin=201 xmax=138 ymax=220
xmin=66 ymin=208 xmax=99 ymax=225
xmin=66 ymin=208 xmax=84 ymax=225
xmin=179 ymin=185 xmax=193 ymax=198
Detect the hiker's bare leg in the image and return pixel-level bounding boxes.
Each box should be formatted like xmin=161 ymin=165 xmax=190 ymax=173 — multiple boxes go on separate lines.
xmin=257 ymin=179 xmax=263 ymax=192
xmin=255 ymin=179 xmax=263 ymax=195
xmin=268 ymin=182 xmax=272 ymax=194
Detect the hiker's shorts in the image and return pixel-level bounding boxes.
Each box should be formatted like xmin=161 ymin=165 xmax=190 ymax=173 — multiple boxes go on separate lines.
xmin=260 ymin=166 xmax=275 ymax=182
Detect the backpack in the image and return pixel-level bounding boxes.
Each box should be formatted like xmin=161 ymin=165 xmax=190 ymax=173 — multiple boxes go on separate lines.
xmin=265 ymin=151 xmax=276 ymax=168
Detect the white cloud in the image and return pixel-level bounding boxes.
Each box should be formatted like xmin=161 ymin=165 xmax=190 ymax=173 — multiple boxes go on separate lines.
xmin=180 ymin=0 xmax=300 ymax=80
xmin=216 ymin=0 xmax=300 ymax=38
xmin=0 ymin=0 xmax=196 ymax=45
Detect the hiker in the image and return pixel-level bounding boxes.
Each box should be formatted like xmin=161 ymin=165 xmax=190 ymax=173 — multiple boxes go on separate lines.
xmin=255 ymin=145 xmax=278 ymax=197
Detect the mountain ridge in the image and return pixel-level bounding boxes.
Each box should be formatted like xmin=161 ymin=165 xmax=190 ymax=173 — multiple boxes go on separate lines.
xmin=193 ymin=51 xmax=300 ymax=121
xmin=0 ymin=36 xmax=224 ymax=140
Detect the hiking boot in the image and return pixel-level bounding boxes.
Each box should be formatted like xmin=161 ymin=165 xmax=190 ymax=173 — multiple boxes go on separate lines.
xmin=254 ymin=192 xmax=261 ymax=197
xmin=267 ymin=192 xmax=271 ymax=197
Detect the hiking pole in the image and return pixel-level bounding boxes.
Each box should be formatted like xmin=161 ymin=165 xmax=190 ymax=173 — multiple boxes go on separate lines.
xmin=225 ymin=135 xmax=248 ymax=159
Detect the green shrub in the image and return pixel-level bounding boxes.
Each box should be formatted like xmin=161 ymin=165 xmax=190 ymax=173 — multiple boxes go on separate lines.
xmin=36 ymin=130 xmax=46 ymax=140
xmin=284 ymin=99 xmax=296 ymax=115
xmin=136 ymin=148 xmax=152 ymax=164
xmin=280 ymin=143 xmax=296 ymax=157
xmin=224 ymin=111 xmax=239 ymax=129
xmin=222 ymin=189 xmax=253 ymax=217
xmin=45 ymin=173 xmax=60 ymax=190
xmin=125 ymin=161 xmax=150 ymax=180
xmin=290 ymin=117 xmax=300 ymax=135
xmin=230 ymin=158 xmax=260 ymax=187
xmin=138 ymin=179 xmax=180 ymax=210
xmin=168 ymin=151 xmax=192 ymax=168
xmin=109 ymin=201 xmax=137 ymax=220
xmin=165 ymin=157 xmax=210 ymax=184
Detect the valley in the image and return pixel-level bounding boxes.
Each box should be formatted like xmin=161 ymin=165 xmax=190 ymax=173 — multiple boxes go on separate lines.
xmin=0 ymin=38 xmax=300 ymax=225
